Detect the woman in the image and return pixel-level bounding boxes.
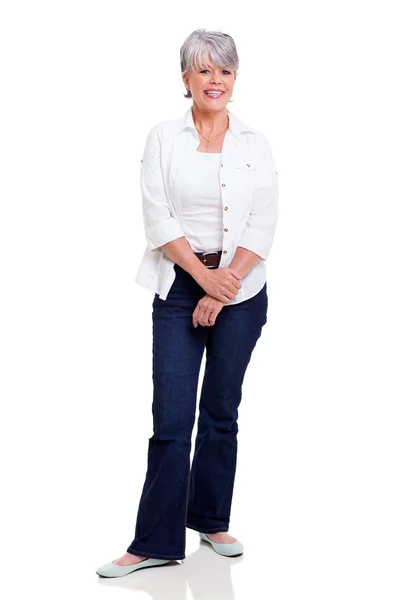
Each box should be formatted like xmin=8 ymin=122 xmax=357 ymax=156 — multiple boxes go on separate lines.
xmin=97 ymin=28 xmax=279 ymax=578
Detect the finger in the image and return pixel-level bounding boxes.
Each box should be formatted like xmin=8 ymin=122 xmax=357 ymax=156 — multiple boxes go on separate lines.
xmin=228 ymin=280 xmax=241 ymax=292
xmin=221 ymin=282 xmax=239 ymax=297
xmin=205 ymin=310 xmax=214 ymax=327
xmin=225 ymin=288 xmax=237 ymax=300
xmin=227 ymin=268 xmax=242 ymax=280
xmin=198 ymin=307 xmax=208 ymax=327
xmin=219 ymin=294 xmax=232 ymax=304
xmin=201 ymin=306 xmax=213 ymax=327
xmin=214 ymin=286 xmax=232 ymax=302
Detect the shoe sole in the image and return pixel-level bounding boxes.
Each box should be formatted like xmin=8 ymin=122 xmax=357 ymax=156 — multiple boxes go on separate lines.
xmin=199 ymin=532 xmax=244 ymax=557
xmin=96 ymin=558 xmax=172 ymax=578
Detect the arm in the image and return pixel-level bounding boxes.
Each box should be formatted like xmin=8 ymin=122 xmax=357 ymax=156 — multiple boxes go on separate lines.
xmin=160 ymin=236 xmax=209 ymax=283
xmin=235 ymin=134 xmax=279 ymax=263
xmin=140 ymin=124 xmax=186 ymax=251
xmin=227 ymin=246 xmax=262 ymax=279
xmin=140 ymin=125 xmax=211 ymax=281
xmin=161 ymin=237 xmax=242 ymax=304
xmin=140 ymin=124 xmax=241 ymax=302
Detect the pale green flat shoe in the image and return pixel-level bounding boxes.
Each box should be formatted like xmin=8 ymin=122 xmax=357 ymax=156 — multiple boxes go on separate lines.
xmin=96 ymin=557 xmax=171 ymax=578
xmin=199 ymin=531 xmax=244 ymax=557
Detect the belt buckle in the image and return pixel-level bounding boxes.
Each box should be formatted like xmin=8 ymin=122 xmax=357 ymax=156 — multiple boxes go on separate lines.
xmin=202 ymin=251 xmax=219 ymax=268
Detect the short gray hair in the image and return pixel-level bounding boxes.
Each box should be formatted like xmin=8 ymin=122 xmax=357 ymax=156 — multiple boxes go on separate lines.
xmin=180 ymin=29 xmax=239 ymax=99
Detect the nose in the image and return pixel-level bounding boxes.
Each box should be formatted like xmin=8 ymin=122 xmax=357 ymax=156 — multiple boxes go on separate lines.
xmin=209 ymin=71 xmax=222 ymax=84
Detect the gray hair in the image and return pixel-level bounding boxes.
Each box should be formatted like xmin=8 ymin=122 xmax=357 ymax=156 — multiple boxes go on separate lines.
xmin=180 ymin=29 xmax=239 ymax=99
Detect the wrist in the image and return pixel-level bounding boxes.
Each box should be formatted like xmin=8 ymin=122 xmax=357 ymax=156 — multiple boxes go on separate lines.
xmin=186 ymin=258 xmax=209 ymax=284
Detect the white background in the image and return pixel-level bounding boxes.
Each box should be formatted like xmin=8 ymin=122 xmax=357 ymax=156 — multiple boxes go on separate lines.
xmin=1 ymin=1 xmax=399 ymax=598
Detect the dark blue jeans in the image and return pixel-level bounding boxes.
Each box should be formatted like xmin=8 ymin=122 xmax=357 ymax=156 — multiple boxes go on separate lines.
xmin=126 ymin=263 xmax=268 ymax=560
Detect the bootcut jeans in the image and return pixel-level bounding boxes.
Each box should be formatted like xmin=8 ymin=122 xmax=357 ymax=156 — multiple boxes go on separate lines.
xmin=126 ymin=263 xmax=268 ymax=560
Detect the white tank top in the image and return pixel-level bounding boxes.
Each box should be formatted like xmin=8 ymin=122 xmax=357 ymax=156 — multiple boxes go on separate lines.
xmin=178 ymin=149 xmax=223 ymax=253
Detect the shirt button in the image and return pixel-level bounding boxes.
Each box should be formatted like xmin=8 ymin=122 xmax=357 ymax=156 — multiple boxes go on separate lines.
xmin=224 ymin=206 xmax=228 ymax=210
xmin=221 ymin=163 xmax=224 ymax=167
xmin=221 ymin=183 xmax=226 ymax=187
xmin=247 ymin=163 xmax=251 ymax=168
xmin=223 ymin=250 xmax=227 ymax=254
xmin=224 ymin=228 xmax=228 ymax=232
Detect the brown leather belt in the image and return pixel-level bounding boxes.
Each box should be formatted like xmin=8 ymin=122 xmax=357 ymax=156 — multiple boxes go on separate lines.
xmin=194 ymin=250 xmax=222 ymax=269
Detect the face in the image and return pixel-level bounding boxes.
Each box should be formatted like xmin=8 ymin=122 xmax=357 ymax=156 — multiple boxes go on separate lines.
xmin=182 ymin=56 xmax=236 ymax=111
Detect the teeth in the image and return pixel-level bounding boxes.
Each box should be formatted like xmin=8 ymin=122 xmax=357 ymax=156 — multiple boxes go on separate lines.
xmin=205 ymin=91 xmax=223 ymax=95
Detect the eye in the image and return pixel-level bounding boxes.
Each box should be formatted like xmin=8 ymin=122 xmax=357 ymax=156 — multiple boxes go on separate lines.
xmin=200 ymin=69 xmax=232 ymax=75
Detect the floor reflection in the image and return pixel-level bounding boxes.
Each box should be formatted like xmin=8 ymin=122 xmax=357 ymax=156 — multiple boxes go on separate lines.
xmin=97 ymin=536 xmax=243 ymax=600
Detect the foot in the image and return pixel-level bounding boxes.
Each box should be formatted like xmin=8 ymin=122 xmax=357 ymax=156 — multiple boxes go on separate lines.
xmin=112 ymin=552 xmax=148 ymax=566
xmin=205 ymin=531 xmax=237 ymax=544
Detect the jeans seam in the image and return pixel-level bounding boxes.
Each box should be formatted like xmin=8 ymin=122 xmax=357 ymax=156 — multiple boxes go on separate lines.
xmin=183 ymin=467 xmax=191 ymax=550
xmin=127 ymin=549 xmax=184 ymax=559
xmin=186 ymin=524 xmax=229 ymax=533
xmin=173 ymin=313 xmax=189 ymax=556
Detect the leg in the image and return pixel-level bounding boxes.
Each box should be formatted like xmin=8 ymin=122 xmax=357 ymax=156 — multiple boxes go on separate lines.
xmin=126 ymin=265 xmax=207 ymax=560
xmin=186 ymin=283 xmax=268 ymax=533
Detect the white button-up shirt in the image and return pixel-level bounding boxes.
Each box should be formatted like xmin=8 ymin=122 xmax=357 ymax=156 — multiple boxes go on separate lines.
xmin=134 ymin=106 xmax=279 ymax=303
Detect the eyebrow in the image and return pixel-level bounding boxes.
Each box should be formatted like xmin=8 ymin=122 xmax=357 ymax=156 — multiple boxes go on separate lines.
xmin=201 ymin=65 xmax=230 ymax=69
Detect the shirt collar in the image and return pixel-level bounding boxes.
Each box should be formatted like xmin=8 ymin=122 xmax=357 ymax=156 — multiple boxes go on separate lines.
xmin=178 ymin=106 xmax=256 ymax=140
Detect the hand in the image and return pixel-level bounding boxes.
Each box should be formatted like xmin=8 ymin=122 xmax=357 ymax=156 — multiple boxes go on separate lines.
xmin=196 ymin=267 xmax=242 ymax=304
xmin=192 ymin=294 xmax=225 ymax=327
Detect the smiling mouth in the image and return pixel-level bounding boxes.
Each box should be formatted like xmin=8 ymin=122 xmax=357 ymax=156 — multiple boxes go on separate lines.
xmin=204 ymin=91 xmax=225 ymax=98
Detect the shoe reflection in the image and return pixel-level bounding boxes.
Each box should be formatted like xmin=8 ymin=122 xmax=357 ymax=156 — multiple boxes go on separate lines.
xmin=96 ymin=532 xmax=243 ymax=600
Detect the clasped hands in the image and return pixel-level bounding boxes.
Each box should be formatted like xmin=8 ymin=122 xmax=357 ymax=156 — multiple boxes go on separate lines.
xmin=192 ymin=267 xmax=242 ymax=328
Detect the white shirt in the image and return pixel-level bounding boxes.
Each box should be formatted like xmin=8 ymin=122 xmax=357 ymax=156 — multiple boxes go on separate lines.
xmin=179 ymin=149 xmax=223 ymax=253
xmin=134 ymin=106 xmax=279 ymax=303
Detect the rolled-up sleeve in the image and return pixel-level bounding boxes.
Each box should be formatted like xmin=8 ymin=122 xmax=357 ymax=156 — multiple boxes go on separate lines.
xmin=140 ymin=125 xmax=185 ymax=251
xmin=237 ymin=134 xmax=279 ymax=261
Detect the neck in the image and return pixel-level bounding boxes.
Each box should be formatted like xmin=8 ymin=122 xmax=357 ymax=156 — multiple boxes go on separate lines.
xmin=191 ymin=105 xmax=229 ymax=138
